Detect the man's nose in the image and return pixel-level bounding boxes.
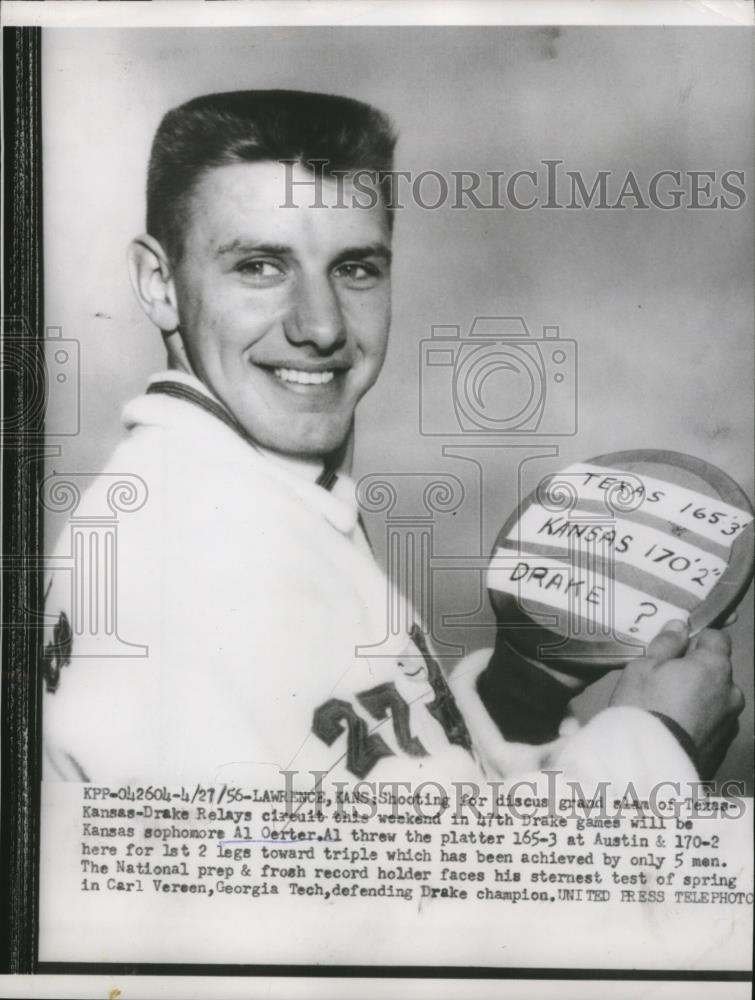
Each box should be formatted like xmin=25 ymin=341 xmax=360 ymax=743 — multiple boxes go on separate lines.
xmin=286 ymin=273 xmax=346 ymax=351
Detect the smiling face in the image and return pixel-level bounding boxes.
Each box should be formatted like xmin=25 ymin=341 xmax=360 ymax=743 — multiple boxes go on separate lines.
xmin=169 ymin=160 xmax=392 ymax=459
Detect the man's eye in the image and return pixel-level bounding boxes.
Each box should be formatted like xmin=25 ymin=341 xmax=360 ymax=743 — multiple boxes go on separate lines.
xmin=332 ymin=262 xmax=382 ymax=287
xmin=235 ymin=260 xmax=285 ymax=281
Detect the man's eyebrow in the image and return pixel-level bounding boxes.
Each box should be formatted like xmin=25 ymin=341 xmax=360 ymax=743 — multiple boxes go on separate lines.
xmin=330 ymin=244 xmax=392 ymax=266
xmin=216 ymin=239 xmax=292 ymax=257
xmin=216 ymin=239 xmax=392 ymax=265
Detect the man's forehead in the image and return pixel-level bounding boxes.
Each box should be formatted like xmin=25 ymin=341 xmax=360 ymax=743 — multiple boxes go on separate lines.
xmin=187 ymin=159 xmax=390 ymax=245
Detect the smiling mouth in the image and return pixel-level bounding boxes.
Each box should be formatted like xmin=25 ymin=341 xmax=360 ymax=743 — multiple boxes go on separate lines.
xmin=273 ymin=366 xmax=336 ymax=386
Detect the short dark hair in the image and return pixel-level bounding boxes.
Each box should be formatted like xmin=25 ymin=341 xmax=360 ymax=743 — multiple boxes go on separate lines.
xmin=146 ymin=89 xmax=397 ymax=262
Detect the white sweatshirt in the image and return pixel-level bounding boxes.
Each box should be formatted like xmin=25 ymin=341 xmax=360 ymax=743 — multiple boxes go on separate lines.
xmin=42 ymin=372 xmax=696 ymax=792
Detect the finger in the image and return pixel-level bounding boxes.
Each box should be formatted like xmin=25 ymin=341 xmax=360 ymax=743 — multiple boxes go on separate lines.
xmin=559 ymin=716 xmax=580 ymax=737
xmin=645 ymin=619 xmax=690 ymax=666
xmin=692 ymin=628 xmax=732 ymax=656
xmin=730 ymin=683 xmax=746 ymax=716
xmin=723 ymin=611 xmax=738 ymax=627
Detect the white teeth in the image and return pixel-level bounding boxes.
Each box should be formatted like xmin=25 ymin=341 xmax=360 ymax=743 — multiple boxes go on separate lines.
xmin=273 ymin=367 xmax=336 ymax=385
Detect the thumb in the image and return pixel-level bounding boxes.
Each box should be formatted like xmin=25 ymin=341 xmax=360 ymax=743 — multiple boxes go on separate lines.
xmin=644 ymin=619 xmax=690 ymax=666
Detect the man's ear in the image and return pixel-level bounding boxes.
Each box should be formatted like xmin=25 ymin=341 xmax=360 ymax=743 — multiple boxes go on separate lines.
xmin=127 ymin=235 xmax=180 ymax=333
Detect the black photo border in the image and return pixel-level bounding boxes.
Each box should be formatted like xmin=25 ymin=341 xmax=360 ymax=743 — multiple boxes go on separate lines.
xmin=2 ymin=23 xmax=44 ymax=977
xmin=0 ymin=19 xmax=751 ymax=989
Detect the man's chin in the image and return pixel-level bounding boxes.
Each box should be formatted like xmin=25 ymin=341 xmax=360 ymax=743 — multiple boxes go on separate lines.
xmin=251 ymin=419 xmax=352 ymax=465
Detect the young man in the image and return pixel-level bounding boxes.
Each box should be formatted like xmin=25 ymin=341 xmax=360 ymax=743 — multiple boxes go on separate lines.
xmin=42 ymin=90 xmax=742 ymax=790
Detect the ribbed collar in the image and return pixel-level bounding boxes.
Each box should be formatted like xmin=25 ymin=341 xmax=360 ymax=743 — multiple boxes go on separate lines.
xmin=122 ymin=370 xmax=359 ymax=535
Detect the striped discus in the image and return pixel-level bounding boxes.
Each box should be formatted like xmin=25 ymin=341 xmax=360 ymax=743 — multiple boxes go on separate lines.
xmin=487 ymin=450 xmax=754 ymax=669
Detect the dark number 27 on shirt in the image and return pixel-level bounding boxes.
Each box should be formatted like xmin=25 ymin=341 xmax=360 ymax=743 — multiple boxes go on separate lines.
xmin=312 ymin=628 xmax=473 ymax=779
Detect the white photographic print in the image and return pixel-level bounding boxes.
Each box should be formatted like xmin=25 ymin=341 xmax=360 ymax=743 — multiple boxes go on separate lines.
xmin=1 ymin=2 xmax=752 ymax=999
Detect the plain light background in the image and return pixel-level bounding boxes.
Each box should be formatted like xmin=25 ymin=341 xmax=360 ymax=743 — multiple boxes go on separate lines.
xmin=43 ymin=26 xmax=753 ymax=788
